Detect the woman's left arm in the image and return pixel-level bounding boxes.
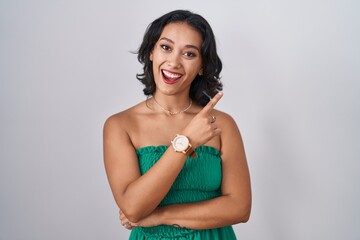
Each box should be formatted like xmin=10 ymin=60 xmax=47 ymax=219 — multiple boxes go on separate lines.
xmin=122 ymin=112 xmax=252 ymax=230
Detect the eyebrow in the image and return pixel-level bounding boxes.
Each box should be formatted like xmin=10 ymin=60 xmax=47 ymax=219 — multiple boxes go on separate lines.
xmin=159 ymin=37 xmax=200 ymax=52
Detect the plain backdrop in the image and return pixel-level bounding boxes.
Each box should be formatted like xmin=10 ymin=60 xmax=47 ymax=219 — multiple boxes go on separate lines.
xmin=1 ymin=0 xmax=359 ymax=239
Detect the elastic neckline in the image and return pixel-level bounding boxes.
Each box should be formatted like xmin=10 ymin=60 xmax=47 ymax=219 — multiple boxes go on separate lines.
xmin=136 ymin=145 xmax=220 ymax=156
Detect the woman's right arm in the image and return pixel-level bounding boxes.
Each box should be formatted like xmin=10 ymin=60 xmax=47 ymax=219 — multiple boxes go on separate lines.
xmin=103 ymin=114 xmax=188 ymax=223
xmin=103 ymin=93 xmax=223 ymax=223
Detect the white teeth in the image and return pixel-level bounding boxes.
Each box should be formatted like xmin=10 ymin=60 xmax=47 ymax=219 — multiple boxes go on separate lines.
xmin=162 ymin=70 xmax=181 ymax=79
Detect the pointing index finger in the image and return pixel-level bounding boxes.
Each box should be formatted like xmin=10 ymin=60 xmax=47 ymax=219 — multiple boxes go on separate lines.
xmin=201 ymin=92 xmax=223 ymax=113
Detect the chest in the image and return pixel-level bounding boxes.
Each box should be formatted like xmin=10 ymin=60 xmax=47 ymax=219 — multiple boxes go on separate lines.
xmin=130 ymin=114 xmax=192 ymax=148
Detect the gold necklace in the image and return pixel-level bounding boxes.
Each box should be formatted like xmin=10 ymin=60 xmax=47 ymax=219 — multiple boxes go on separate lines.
xmin=152 ymin=97 xmax=192 ymax=115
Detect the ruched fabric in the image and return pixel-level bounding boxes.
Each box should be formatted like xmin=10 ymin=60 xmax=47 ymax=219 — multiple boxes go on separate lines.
xmin=129 ymin=146 xmax=236 ymax=240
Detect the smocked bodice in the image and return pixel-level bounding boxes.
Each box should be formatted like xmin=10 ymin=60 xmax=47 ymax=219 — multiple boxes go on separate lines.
xmin=129 ymin=146 xmax=237 ymax=240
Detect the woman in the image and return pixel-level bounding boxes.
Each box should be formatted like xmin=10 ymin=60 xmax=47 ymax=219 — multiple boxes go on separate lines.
xmin=103 ymin=10 xmax=251 ymax=239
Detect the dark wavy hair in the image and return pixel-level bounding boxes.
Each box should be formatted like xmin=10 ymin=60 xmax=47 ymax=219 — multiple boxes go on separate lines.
xmin=136 ymin=10 xmax=222 ymax=106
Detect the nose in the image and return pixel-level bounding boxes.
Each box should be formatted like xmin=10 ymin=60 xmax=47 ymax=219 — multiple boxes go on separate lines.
xmin=167 ymin=52 xmax=181 ymax=68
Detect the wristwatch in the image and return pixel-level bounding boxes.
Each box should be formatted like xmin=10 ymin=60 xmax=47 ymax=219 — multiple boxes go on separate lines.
xmin=171 ymin=134 xmax=196 ymax=158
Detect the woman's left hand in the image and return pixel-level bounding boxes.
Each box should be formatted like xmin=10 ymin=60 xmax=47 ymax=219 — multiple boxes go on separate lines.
xmin=119 ymin=210 xmax=137 ymax=230
xmin=119 ymin=208 xmax=162 ymax=229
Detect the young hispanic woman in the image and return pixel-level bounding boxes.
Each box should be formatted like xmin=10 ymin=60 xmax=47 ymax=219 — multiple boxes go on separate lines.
xmin=103 ymin=10 xmax=251 ymax=240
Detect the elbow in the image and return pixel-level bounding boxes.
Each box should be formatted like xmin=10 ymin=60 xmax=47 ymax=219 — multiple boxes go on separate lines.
xmin=233 ymin=202 xmax=251 ymax=224
xmin=121 ymin=205 xmax=144 ymax=223
xmin=125 ymin=212 xmax=142 ymax=223
xmin=115 ymin=193 xmax=145 ymax=223
xmin=119 ymin=200 xmax=148 ymax=223
xmin=239 ymin=209 xmax=251 ymax=223
xmin=115 ymin=190 xmax=154 ymax=223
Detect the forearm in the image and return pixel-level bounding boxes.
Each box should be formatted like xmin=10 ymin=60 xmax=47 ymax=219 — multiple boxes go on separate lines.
xmin=119 ymin=149 xmax=187 ymax=222
xmin=155 ymin=195 xmax=251 ymax=230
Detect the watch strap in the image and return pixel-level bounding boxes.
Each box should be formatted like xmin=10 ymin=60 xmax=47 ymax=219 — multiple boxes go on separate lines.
xmin=183 ymin=143 xmax=196 ymax=158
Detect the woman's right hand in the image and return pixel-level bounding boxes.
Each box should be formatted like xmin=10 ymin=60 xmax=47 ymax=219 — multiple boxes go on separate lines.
xmin=182 ymin=92 xmax=223 ymax=148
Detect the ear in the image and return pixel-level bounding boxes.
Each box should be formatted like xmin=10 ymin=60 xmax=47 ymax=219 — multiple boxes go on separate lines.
xmin=198 ymin=68 xmax=203 ymax=76
xmin=150 ymin=53 xmax=153 ymax=61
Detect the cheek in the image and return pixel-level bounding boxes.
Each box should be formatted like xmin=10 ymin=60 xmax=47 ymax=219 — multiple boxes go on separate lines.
xmin=187 ymin=63 xmax=202 ymax=75
xmin=152 ymin=54 xmax=166 ymax=69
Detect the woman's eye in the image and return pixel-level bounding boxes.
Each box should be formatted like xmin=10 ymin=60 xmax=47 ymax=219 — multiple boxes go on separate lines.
xmin=184 ymin=52 xmax=196 ymax=58
xmin=160 ymin=45 xmax=171 ymax=51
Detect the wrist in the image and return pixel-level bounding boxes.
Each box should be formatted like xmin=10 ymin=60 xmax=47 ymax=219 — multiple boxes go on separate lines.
xmin=156 ymin=206 xmax=178 ymax=227
xmin=181 ymin=130 xmax=200 ymax=149
xmin=155 ymin=206 xmax=167 ymax=225
xmin=171 ymin=134 xmax=196 ymax=158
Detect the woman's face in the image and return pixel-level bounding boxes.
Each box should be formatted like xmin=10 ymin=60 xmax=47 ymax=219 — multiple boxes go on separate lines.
xmin=150 ymin=22 xmax=203 ymax=96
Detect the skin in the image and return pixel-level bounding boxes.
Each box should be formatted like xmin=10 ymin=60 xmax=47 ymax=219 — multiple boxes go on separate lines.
xmin=103 ymin=22 xmax=251 ymax=231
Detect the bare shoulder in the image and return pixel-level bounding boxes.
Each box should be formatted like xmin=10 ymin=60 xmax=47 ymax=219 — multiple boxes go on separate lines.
xmin=213 ymin=109 xmax=240 ymax=131
xmin=213 ymin=109 xmax=244 ymax=151
xmin=103 ymin=101 xmax=148 ymax=134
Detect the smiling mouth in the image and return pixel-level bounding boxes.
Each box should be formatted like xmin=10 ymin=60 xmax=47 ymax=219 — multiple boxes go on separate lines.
xmin=162 ymin=70 xmax=182 ymax=84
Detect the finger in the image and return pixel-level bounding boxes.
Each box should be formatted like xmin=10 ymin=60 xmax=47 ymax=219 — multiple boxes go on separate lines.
xmin=122 ymin=221 xmax=137 ymax=230
xmin=200 ymin=92 xmax=223 ymax=114
xmin=120 ymin=215 xmax=129 ymax=223
xmin=122 ymin=222 xmax=132 ymax=230
xmin=209 ymin=115 xmax=217 ymax=124
xmin=121 ymin=219 xmax=130 ymax=226
xmin=213 ymin=128 xmax=221 ymax=137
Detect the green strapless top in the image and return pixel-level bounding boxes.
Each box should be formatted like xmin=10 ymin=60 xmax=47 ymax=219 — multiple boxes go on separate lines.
xmin=129 ymin=146 xmax=236 ymax=240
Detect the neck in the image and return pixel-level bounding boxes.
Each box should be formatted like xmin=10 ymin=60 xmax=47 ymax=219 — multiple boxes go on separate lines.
xmin=152 ymin=92 xmax=192 ymax=115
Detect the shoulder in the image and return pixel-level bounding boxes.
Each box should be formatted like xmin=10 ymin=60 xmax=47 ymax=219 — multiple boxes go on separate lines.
xmin=213 ymin=110 xmax=246 ymax=158
xmin=103 ymin=101 xmax=148 ymax=134
xmin=213 ymin=109 xmax=239 ymax=129
xmin=213 ymin=109 xmax=243 ymax=142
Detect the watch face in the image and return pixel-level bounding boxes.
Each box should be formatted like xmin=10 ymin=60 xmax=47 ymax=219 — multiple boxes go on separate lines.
xmin=173 ymin=135 xmax=189 ymax=152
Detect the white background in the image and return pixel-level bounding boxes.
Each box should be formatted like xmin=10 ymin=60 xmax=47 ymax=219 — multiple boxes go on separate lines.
xmin=1 ymin=0 xmax=359 ymax=239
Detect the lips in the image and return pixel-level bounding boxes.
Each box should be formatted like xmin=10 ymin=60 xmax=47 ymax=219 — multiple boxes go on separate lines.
xmin=161 ymin=69 xmax=182 ymax=84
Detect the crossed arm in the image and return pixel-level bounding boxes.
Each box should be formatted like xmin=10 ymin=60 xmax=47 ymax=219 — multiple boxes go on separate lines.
xmin=120 ymin=114 xmax=251 ymax=230
xmin=103 ymin=93 xmax=251 ymax=229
